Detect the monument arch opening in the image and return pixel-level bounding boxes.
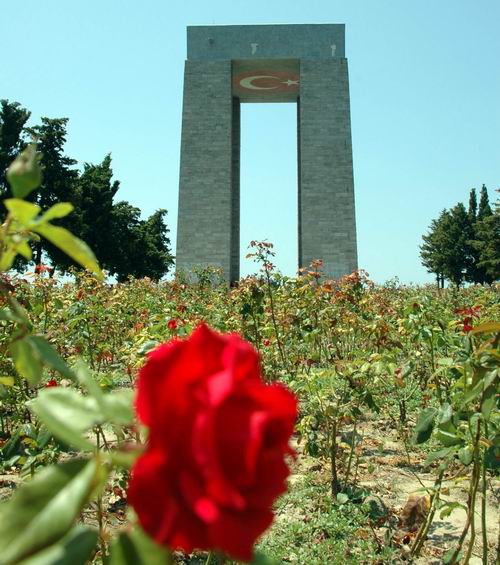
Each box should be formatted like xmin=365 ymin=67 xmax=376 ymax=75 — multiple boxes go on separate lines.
xmin=239 ymin=102 xmax=298 ymax=277
xmin=176 ymin=24 xmax=358 ymax=283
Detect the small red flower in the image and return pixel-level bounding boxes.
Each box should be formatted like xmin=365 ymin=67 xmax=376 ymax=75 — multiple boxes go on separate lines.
xmin=455 ymin=306 xmax=480 ymax=332
xmin=262 ymin=338 xmax=271 ymax=347
xmin=34 ymin=264 xmax=54 ymax=275
xmin=167 ymin=319 xmax=178 ymax=330
xmin=45 ymin=379 xmax=58 ymax=387
xmin=128 ymin=324 xmax=297 ymax=561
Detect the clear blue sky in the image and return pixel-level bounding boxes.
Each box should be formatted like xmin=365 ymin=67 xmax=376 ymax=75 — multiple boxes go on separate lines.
xmin=2 ymin=1 xmax=499 ymax=283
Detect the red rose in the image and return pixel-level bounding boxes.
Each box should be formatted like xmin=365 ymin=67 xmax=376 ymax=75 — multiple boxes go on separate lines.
xmin=167 ymin=319 xmax=178 ymax=330
xmin=45 ymin=379 xmax=58 ymax=387
xmin=128 ymin=324 xmax=297 ymax=561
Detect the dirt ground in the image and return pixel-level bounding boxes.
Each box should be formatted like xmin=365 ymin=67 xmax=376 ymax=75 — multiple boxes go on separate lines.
xmin=354 ymin=419 xmax=499 ymax=564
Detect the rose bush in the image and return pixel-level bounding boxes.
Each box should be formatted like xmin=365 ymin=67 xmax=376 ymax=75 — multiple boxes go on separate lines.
xmin=128 ymin=323 xmax=297 ymax=561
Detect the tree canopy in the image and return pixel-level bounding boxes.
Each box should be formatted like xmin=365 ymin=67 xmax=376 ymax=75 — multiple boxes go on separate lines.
xmin=420 ymin=186 xmax=499 ymax=286
xmin=0 ymin=99 xmax=174 ymax=280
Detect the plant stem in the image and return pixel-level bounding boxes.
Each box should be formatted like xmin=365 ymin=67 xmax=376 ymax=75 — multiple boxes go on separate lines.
xmin=330 ymin=419 xmax=339 ymax=498
xmin=448 ymin=420 xmax=482 ymax=565
xmin=411 ymin=468 xmax=444 ymax=558
xmin=481 ymin=450 xmax=488 ymax=564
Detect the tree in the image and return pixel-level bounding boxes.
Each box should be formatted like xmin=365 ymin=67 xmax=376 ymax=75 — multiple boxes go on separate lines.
xmin=136 ymin=209 xmax=175 ymax=280
xmin=28 ymin=118 xmax=79 ymax=264
xmin=470 ymin=198 xmax=500 ymax=284
xmin=443 ymin=203 xmax=474 ymax=286
xmin=420 ymin=210 xmax=449 ymax=288
xmin=0 ymin=99 xmax=31 ymax=200
xmin=49 ymin=156 xmax=174 ymax=281
xmin=420 ymin=204 xmax=474 ymax=287
xmin=477 ymin=184 xmax=492 ymax=220
xmin=467 ymin=188 xmax=477 ymax=222
xmin=107 ymin=203 xmax=174 ymax=281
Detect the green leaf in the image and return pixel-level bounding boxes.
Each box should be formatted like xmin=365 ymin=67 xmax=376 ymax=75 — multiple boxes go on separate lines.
xmin=435 ymin=429 xmax=462 ymax=447
xmin=250 ymin=551 xmax=284 ymax=565
xmin=75 ymin=361 xmax=104 ymax=401
xmin=4 ymin=198 xmax=41 ymax=224
xmin=75 ymin=362 xmax=133 ymax=425
xmin=102 ymin=390 xmax=134 ymax=425
xmin=336 ymin=492 xmax=349 ymax=504
xmin=29 ymin=336 xmax=75 ymax=380
xmin=437 ymin=402 xmax=452 ymax=425
xmin=484 ymin=446 xmax=500 ymax=470
xmin=9 ymin=336 xmax=74 ymax=385
xmin=481 ymin=385 xmax=496 ymax=420
xmin=414 ymin=407 xmax=437 ymax=444
xmin=439 ymin=501 xmax=467 ymax=519
xmin=0 ymin=376 xmax=15 ymax=387
xmin=0 ymin=459 xmax=106 ymax=565
xmin=6 ymin=145 xmax=42 ymax=199
xmin=9 ymin=338 xmax=44 ymax=385
xmin=458 ymin=446 xmax=473 ymax=466
xmin=40 ymin=203 xmax=74 ymax=222
xmin=17 ymin=525 xmax=98 ymax=565
xmin=34 ymin=223 xmax=102 ymax=279
xmin=424 ymin=446 xmax=456 ymax=467
xmin=28 ymin=389 xmax=102 ymax=451
xmin=109 ymin=527 xmax=171 ymax=565
xmin=461 ymin=379 xmax=483 ymax=407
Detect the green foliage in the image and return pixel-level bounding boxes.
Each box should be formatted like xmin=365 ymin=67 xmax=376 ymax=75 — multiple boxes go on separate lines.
xmin=0 ymin=100 xmax=31 ymax=199
xmin=420 ymin=185 xmax=499 ymax=286
xmin=0 ymin=101 xmax=174 ymax=280
xmin=0 ymin=459 xmax=105 ymax=564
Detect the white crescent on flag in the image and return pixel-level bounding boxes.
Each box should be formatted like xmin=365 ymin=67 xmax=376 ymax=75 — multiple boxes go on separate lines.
xmin=239 ymin=75 xmax=281 ymax=90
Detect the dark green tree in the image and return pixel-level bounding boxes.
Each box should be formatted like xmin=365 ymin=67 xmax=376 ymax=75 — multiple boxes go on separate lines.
xmin=477 ymin=184 xmax=492 ymax=220
xmin=49 ymin=157 xmax=174 ymax=280
xmin=0 ymin=99 xmax=31 ymax=199
xmin=468 ymin=188 xmax=477 ymax=222
xmin=136 ymin=209 xmax=175 ymax=280
xmin=470 ymin=198 xmax=500 ymax=284
xmin=107 ymin=203 xmax=174 ymax=281
xmin=28 ymin=118 xmax=79 ymax=264
xmin=421 ymin=204 xmax=475 ymax=287
xmin=420 ymin=210 xmax=449 ymax=288
xmin=443 ymin=203 xmax=474 ymax=286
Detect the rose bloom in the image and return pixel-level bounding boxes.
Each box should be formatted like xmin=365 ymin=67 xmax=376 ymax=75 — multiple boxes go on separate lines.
xmin=128 ymin=324 xmax=297 ymax=561
xmin=45 ymin=379 xmax=58 ymax=387
xmin=167 ymin=319 xmax=178 ymax=330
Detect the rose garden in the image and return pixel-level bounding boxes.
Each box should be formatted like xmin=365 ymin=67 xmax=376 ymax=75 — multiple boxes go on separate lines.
xmin=0 ymin=149 xmax=498 ymax=564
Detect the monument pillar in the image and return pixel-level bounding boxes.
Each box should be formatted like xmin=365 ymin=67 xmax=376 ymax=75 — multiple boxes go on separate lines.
xmin=299 ymin=58 xmax=358 ymax=278
xmin=176 ymin=60 xmax=239 ymax=279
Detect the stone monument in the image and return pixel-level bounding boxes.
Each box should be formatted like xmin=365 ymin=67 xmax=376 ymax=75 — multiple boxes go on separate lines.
xmin=176 ymin=24 xmax=358 ymax=283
